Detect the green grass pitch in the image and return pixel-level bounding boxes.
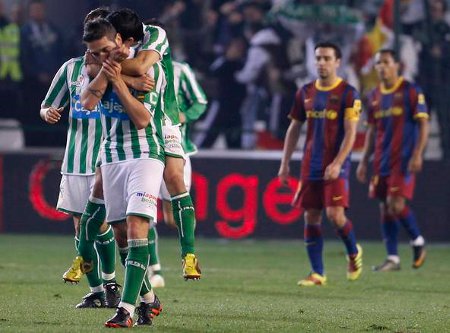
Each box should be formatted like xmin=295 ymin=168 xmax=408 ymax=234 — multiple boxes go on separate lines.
xmin=0 ymin=234 xmax=449 ymax=332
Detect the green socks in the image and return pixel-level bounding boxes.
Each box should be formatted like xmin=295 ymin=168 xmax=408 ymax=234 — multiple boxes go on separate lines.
xmin=78 ymin=199 xmax=106 ymax=288
xmin=148 ymin=227 xmax=161 ymax=273
xmin=96 ymin=226 xmax=116 ymax=283
xmin=121 ymin=239 xmax=149 ymax=306
xmin=171 ymin=192 xmax=196 ymax=257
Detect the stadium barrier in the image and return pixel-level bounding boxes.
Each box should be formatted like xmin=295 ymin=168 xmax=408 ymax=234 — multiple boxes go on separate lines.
xmin=0 ymin=150 xmax=448 ymax=241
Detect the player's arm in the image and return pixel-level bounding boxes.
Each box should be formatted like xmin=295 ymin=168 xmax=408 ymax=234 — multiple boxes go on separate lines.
xmin=324 ymin=95 xmax=361 ymax=181
xmin=180 ymin=64 xmax=208 ymax=123
xmin=279 ymin=119 xmax=303 ymax=186
xmin=121 ymin=73 xmax=154 ymax=92
xmin=121 ymin=50 xmax=161 ymax=76
xmin=40 ymin=61 xmax=70 ymax=124
xmin=408 ymin=89 xmax=429 ymax=173
xmin=356 ymin=124 xmax=375 ymax=183
xmin=103 ymin=59 xmax=150 ymax=129
xmin=409 ymin=117 xmax=429 ymax=173
xmin=81 ymin=67 xmax=109 ymax=110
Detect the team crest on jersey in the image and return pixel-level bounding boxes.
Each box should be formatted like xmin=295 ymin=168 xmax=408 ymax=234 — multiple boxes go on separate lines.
xmin=329 ymin=95 xmax=340 ymax=105
xmin=394 ymin=92 xmax=403 ymax=102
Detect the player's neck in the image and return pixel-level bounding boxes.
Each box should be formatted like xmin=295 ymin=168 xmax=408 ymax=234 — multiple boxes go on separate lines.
xmin=381 ymin=76 xmax=403 ymax=94
xmin=316 ymin=76 xmax=342 ymax=91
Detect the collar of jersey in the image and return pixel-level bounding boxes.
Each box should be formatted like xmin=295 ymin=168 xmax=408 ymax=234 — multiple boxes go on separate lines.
xmin=315 ymin=77 xmax=343 ymax=91
xmin=380 ymin=77 xmax=404 ymax=94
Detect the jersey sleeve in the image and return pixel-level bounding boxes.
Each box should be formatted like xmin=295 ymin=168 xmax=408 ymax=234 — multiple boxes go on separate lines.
xmin=179 ymin=63 xmax=208 ymax=122
xmin=288 ymin=88 xmax=306 ymax=122
xmin=142 ymin=63 xmax=163 ymax=117
xmin=344 ymin=86 xmax=362 ymax=121
xmin=41 ymin=61 xmax=70 ymax=108
xmin=140 ymin=25 xmax=169 ymax=60
xmin=409 ymin=84 xmax=429 ymax=120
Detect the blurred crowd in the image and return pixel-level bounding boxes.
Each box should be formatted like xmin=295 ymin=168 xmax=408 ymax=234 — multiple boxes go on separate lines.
xmin=0 ymin=0 xmax=449 ymax=160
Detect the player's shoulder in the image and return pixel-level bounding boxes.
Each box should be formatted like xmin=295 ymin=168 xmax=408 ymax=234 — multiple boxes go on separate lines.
xmin=403 ymin=79 xmax=423 ymax=93
xmin=341 ymin=80 xmax=359 ymax=95
xmin=143 ymin=24 xmax=167 ymax=36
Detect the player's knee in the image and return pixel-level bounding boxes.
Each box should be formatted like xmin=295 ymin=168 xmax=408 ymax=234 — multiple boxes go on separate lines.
xmin=388 ymin=198 xmax=405 ymax=216
xmin=98 ymin=221 xmax=109 ymax=234
xmin=325 ymin=207 xmax=344 ymax=225
xmin=163 ymin=170 xmax=186 ymax=194
xmin=305 ymin=210 xmax=321 ymax=224
xmin=112 ymin=224 xmax=127 ymax=248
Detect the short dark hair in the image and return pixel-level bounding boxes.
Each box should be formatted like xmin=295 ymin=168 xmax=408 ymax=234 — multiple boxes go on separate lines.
xmin=84 ymin=7 xmax=111 ymax=25
xmin=376 ymin=48 xmax=400 ymax=62
xmin=314 ymin=41 xmax=342 ymax=59
xmin=107 ymin=8 xmax=144 ymax=42
xmin=83 ymin=18 xmax=116 ymax=43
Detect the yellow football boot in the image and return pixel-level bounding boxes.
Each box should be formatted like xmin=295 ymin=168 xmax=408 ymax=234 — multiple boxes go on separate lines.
xmin=182 ymin=253 xmax=201 ymax=280
xmin=297 ymin=272 xmax=327 ymax=286
xmin=347 ymin=244 xmax=363 ymax=281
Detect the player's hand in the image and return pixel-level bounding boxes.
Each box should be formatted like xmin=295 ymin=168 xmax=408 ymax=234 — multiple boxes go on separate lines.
xmin=129 ymin=74 xmax=154 ymax=92
xmin=179 ymin=112 xmax=186 ymax=124
xmin=324 ymin=162 xmax=341 ymax=180
xmin=408 ymin=154 xmax=423 ymax=173
xmin=44 ymin=107 xmax=64 ymax=124
xmin=102 ymin=59 xmax=122 ymax=84
xmin=109 ymin=45 xmax=130 ymax=63
xmin=278 ymin=164 xmax=290 ymax=186
xmin=356 ymin=161 xmax=367 ymax=183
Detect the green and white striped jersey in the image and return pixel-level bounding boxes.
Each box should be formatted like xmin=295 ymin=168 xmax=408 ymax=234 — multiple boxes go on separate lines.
xmin=173 ymin=61 xmax=207 ymax=155
xmin=137 ymin=24 xmax=180 ymax=126
xmin=99 ymin=62 xmax=165 ymax=165
xmin=41 ymin=56 xmax=102 ymax=175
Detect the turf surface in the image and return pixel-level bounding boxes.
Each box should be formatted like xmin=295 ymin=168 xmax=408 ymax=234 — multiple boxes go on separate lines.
xmin=0 ymin=234 xmax=449 ymax=332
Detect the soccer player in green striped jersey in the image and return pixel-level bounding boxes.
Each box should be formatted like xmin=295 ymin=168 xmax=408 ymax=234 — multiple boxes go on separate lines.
xmin=39 ymin=7 xmax=121 ymax=309
xmin=107 ymin=11 xmax=202 ymax=280
xmin=81 ymin=18 xmax=164 ymax=328
xmin=149 ymin=60 xmax=208 ymax=287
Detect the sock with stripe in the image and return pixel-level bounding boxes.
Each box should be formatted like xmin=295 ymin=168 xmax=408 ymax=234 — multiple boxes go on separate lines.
xmin=304 ymin=224 xmax=324 ymax=275
xmin=171 ymin=192 xmax=196 ymax=257
xmin=381 ymin=211 xmax=400 ymax=258
xmin=78 ymin=198 xmax=106 ymax=289
xmin=120 ymin=239 xmax=149 ymax=314
xmin=74 ymin=236 xmax=79 ymax=252
xmin=397 ymin=206 xmax=421 ymax=241
xmin=148 ymin=227 xmax=162 ymax=275
xmin=336 ymin=220 xmax=358 ymax=256
xmin=96 ymin=225 xmax=116 ymax=283
xmin=118 ymin=247 xmax=128 ymax=267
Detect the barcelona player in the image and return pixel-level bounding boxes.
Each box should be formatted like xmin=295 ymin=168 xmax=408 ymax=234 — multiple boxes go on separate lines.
xmin=356 ymin=49 xmax=428 ymax=272
xmin=278 ymin=42 xmax=363 ymax=286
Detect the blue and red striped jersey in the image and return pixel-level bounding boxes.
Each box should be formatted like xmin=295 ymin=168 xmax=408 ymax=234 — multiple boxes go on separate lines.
xmin=289 ymin=78 xmax=361 ymax=180
xmin=367 ymin=77 xmax=429 ymax=176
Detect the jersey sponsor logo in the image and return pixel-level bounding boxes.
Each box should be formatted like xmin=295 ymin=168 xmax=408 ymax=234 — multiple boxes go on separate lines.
xmin=100 ymin=93 xmax=130 ymax=120
xmin=374 ymin=107 xmax=403 ymax=119
xmin=306 ymin=109 xmax=338 ymax=120
xmin=332 ymin=195 xmax=342 ymax=201
xmin=71 ymin=94 xmax=100 ymax=119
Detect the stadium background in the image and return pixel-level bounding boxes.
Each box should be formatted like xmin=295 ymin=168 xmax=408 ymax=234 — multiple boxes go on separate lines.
xmin=0 ymin=0 xmax=449 ymax=241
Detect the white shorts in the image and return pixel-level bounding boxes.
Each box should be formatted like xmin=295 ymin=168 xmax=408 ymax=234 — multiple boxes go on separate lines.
xmin=57 ymin=174 xmax=95 ymax=215
xmin=101 ymin=159 xmax=164 ymax=223
xmin=163 ymin=124 xmax=185 ymax=159
xmin=159 ymin=155 xmax=192 ymax=201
